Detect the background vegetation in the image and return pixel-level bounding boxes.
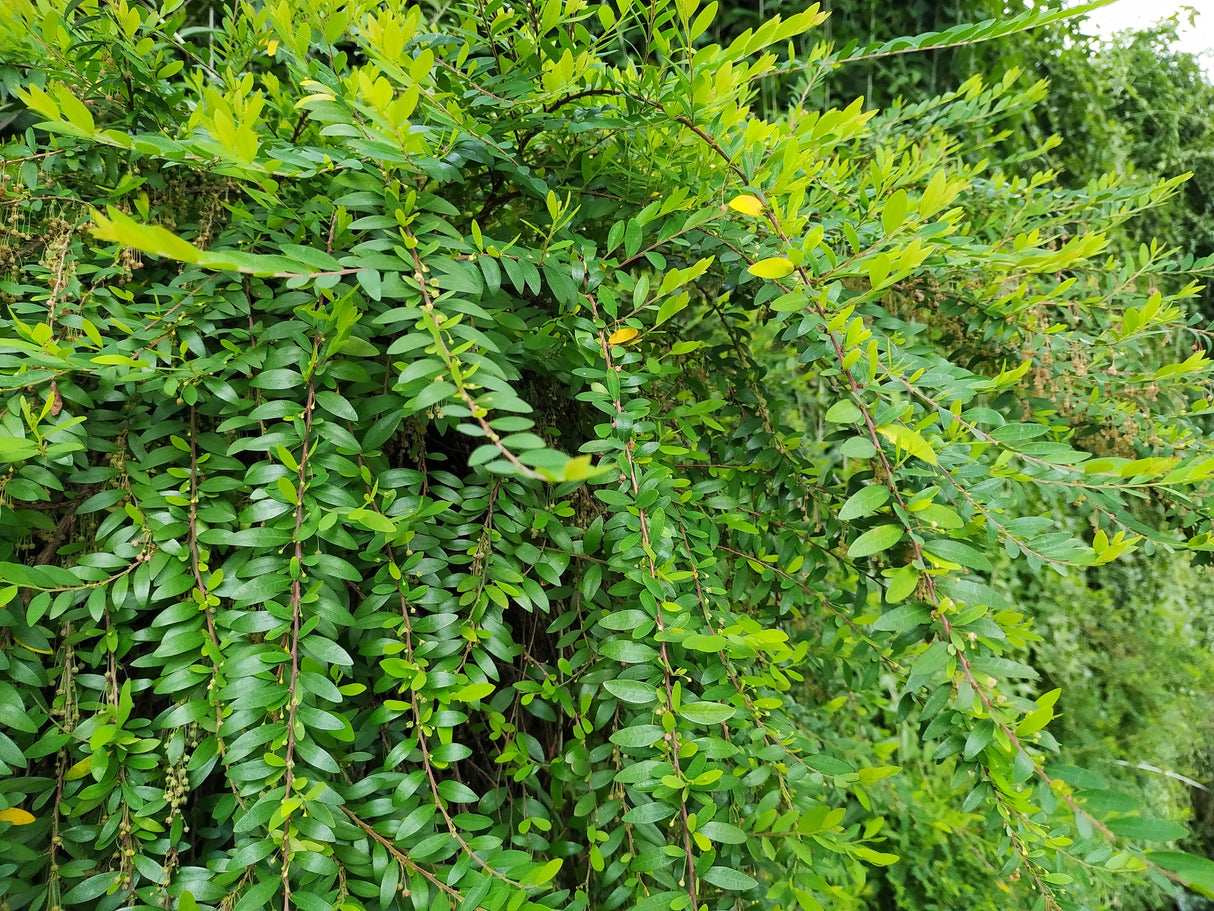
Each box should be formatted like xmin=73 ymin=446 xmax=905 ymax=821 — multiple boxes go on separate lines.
xmin=1 ymin=1 xmax=1213 ymax=911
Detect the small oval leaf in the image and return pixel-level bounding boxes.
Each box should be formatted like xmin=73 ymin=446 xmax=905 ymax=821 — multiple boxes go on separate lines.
xmin=728 ymin=194 xmax=764 ymax=216
xmin=608 ymin=327 xmax=639 ymax=345
xmin=747 ymin=257 xmax=795 ymax=279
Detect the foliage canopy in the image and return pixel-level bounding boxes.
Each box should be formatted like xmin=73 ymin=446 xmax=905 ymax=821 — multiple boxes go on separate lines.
xmin=1 ymin=1 xmax=1214 ymax=910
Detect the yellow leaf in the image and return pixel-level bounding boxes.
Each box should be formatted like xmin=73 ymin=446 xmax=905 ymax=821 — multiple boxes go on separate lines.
xmin=0 ymin=808 xmax=35 ymax=825
xmin=607 ymin=327 xmax=639 ymax=345
xmin=728 ymin=194 xmax=764 ymax=217
xmin=266 ymin=40 xmax=279 ymax=57
xmin=748 ymin=257 xmax=795 ymax=280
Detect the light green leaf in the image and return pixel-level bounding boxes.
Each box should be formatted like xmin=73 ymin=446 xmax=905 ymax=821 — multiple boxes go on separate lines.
xmin=528 ymin=857 xmax=562 ymax=886
xmin=881 ymin=189 xmax=908 ymax=234
xmin=0 ymin=438 xmax=41 ymax=463
xmin=825 ymin=400 xmax=863 ymax=424
xmin=885 ymin=565 xmax=920 ymax=603
xmin=451 ymin=682 xmax=494 ymax=702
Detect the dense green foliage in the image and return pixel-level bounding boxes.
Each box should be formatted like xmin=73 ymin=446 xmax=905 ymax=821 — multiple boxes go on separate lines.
xmin=1 ymin=2 xmax=1214 ymax=911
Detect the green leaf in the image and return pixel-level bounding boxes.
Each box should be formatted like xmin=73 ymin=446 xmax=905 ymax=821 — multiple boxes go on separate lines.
xmin=1045 ymin=764 xmax=1107 ymax=790
xmin=348 ymin=508 xmax=397 ymax=534
xmin=872 ymin=603 xmax=930 ymax=634
xmin=622 ymin=801 xmax=677 ymax=824
xmin=437 ymin=780 xmax=478 ymax=803
xmin=93 ymin=207 xmax=330 ymax=276
xmin=907 ymin=640 xmax=951 ymax=685
xmin=699 ymin=820 xmax=748 ymax=844
xmin=839 ymin=485 xmax=890 ymax=520
xmin=989 ymin=423 xmax=1050 ymax=444
xmin=599 ymin=609 xmax=650 ymax=631
xmin=841 ymin=436 xmax=877 ymax=459
xmin=848 ymin=524 xmax=904 ymax=559
xmin=702 ymin=866 xmax=759 ymax=891
xmin=528 ymin=857 xmax=562 ymax=886
xmin=852 ymin=847 xmax=900 ymax=866
xmin=1106 ymin=817 xmax=1187 ymax=842
xmin=920 ymin=170 xmax=948 ymax=216
xmin=963 ymin=720 xmax=994 ymax=760
xmin=922 ymin=539 xmax=992 ymax=572
xmin=431 ymin=258 xmax=483 ymax=294
xmin=610 ymin=724 xmax=664 ymax=748
xmin=1147 ymin=852 xmax=1214 ymax=897
xmin=603 ymin=679 xmax=658 ymax=705
xmin=316 ymin=390 xmax=359 ymax=420
xmin=825 ymin=400 xmax=863 ymax=423
xmin=231 ymin=574 xmax=292 ymax=606
xmin=806 ymin=754 xmax=854 ymax=776
xmin=451 ymin=682 xmax=494 ymax=702
xmin=677 ymin=701 xmax=735 ymax=725
xmin=599 ymin=640 xmax=659 ymax=663
xmin=970 ymin=656 xmax=1037 ymax=680
xmin=300 ymin=635 xmax=353 ymax=667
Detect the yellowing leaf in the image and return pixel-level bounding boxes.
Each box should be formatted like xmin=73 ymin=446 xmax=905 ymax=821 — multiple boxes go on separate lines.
xmin=556 ymin=455 xmax=605 ymax=482
xmin=64 ymin=756 xmax=92 ymax=781
xmin=608 ymin=327 xmax=639 ymax=345
xmin=295 ymin=92 xmax=337 ymax=109
xmin=13 ymin=634 xmax=51 ymax=655
xmin=0 ymin=808 xmax=34 ymax=825
xmin=452 ymin=682 xmax=495 ymax=702
xmin=530 ymin=857 xmax=562 ymax=886
xmin=92 ymin=207 xmax=325 ymax=277
xmin=748 ymin=257 xmax=795 ymax=280
xmin=266 ymin=40 xmax=279 ymax=56
xmin=728 ymin=194 xmax=764 ymax=216
xmin=876 ymin=424 xmax=938 ymax=466
xmin=92 ymin=207 xmax=201 ymax=264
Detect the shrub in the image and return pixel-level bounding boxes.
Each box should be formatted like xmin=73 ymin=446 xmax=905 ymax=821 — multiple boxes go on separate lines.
xmin=1 ymin=2 xmax=1213 ymax=910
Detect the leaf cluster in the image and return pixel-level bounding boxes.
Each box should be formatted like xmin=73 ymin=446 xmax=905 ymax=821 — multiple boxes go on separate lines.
xmin=1 ymin=2 xmax=1213 ymax=911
